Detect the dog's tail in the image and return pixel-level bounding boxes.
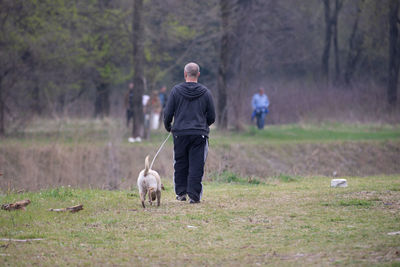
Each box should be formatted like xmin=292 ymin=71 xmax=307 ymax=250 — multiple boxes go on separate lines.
xmin=144 ymin=155 xmax=150 ymax=176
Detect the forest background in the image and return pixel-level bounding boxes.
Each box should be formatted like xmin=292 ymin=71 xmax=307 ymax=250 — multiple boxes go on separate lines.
xmin=1 ymin=0 xmax=400 ymax=137
xmin=1 ymin=2 xmax=400 ymax=265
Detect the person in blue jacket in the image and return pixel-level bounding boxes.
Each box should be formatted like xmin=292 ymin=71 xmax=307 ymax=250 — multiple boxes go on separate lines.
xmin=251 ymin=87 xmax=270 ymax=129
xmin=163 ymin=62 xmax=216 ymax=204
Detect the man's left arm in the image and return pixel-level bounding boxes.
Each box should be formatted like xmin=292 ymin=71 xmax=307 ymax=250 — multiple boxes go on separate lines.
xmin=163 ymin=90 xmax=175 ymax=132
xmin=252 ymin=95 xmax=257 ymax=110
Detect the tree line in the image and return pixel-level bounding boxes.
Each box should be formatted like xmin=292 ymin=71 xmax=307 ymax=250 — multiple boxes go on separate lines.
xmin=0 ymin=0 xmax=399 ymax=136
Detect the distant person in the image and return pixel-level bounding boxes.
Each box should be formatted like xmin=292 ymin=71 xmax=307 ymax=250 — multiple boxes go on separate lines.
xmin=143 ymin=93 xmax=150 ymax=139
xmin=159 ymin=86 xmax=168 ymax=109
xmin=164 ymin=62 xmax=215 ymax=204
xmin=124 ymin=82 xmax=135 ymax=127
xmin=158 ymin=86 xmax=168 ymax=128
xmin=149 ymin=90 xmax=162 ymax=130
xmin=129 ymin=93 xmax=150 ymax=143
xmin=251 ymin=87 xmax=269 ymax=129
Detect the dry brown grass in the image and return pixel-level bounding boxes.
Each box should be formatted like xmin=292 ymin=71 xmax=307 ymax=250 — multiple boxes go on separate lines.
xmin=1 ymin=140 xmax=400 ymax=191
xmin=1 ymin=118 xmax=399 ymax=191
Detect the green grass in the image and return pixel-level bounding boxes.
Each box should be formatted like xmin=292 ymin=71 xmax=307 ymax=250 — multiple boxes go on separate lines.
xmin=212 ymin=123 xmax=400 ymax=145
xmin=210 ymin=171 xmax=263 ymax=184
xmin=1 ymin=176 xmax=400 ymax=266
xmin=1 ymin=119 xmax=399 ymax=146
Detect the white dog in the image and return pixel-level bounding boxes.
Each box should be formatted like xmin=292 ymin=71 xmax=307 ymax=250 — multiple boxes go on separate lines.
xmin=137 ymin=155 xmax=162 ymax=208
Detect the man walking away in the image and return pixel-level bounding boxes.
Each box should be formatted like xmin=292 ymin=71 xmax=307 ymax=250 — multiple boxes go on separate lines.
xmin=251 ymin=87 xmax=269 ymax=129
xmin=124 ymin=82 xmax=135 ymax=127
xmin=164 ymin=62 xmax=216 ymax=203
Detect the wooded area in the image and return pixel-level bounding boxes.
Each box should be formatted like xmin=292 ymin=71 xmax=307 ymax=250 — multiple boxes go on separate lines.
xmin=0 ymin=0 xmax=399 ymax=136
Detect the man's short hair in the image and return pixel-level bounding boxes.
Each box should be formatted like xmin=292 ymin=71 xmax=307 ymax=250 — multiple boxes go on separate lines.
xmin=184 ymin=62 xmax=200 ymax=78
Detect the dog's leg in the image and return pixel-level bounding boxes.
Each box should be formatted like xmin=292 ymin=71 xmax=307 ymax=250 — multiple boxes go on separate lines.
xmin=156 ymin=190 xmax=161 ymax=206
xmin=140 ymin=192 xmax=146 ymax=208
xmin=148 ymin=189 xmax=153 ymax=206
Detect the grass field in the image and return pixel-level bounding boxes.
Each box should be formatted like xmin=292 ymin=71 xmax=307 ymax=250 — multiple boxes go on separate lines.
xmin=2 ymin=119 xmax=400 ymax=145
xmin=1 ymin=176 xmax=400 ymax=266
xmin=1 ymin=119 xmax=400 ymax=265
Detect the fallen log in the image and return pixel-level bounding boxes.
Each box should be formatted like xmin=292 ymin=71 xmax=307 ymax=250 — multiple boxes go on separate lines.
xmin=1 ymin=199 xmax=31 ymax=211
xmin=0 ymin=238 xmax=44 ymax=242
xmin=49 ymin=204 xmax=83 ymax=213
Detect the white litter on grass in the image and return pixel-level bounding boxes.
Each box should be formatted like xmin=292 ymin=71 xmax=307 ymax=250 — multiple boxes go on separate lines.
xmin=387 ymin=231 xmax=400 ymax=235
xmin=331 ymin=179 xmax=348 ymax=187
xmin=128 ymin=137 xmax=142 ymax=143
xmin=187 ymin=225 xmax=197 ymax=229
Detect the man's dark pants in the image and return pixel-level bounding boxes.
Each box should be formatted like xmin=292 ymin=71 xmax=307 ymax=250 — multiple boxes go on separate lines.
xmin=126 ymin=109 xmax=133 ymax=127
xmin=173 ymin=135 xmax=208 ymax=202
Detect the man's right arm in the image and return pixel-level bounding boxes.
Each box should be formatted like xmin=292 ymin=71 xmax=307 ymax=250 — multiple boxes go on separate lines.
xmin=206 ymin=91 xmax=216 ymax=126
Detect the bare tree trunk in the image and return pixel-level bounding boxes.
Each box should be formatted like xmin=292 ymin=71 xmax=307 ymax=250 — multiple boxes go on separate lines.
xmin=322 ymin=0 xmax=332 ymax=82
xmin=132 ymin=0 xmax=145 ymax=137
xmin=217 ymin=0 xmax=231 ymax=130
xmin=0 ymin=77 xmax=4 ymax=136
xmin=322 ymin=0 xmax=343 ymax=85
xmin=94 ymin=82 xmax=110 ymax=118
xmin=0 ymin=68 xmax=10 ymax=136
xmin=388 ymin=0 xmax=400 ymax=106
xmin=235 ymin=69 xmax=247 ymax=131
xmin=232 ymin=0 xmax=252 ymax=131
xmin=31 ymin=85 xmax=42 ymax=115
xmin=344 ymin=0 xmax=364 ymax=85
xmin=333 ymin=0 xmax=343 ymax=83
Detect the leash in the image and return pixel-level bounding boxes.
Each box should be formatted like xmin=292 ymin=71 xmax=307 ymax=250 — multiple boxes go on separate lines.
xmin=150 ymin=132 xmax=171 ymax=170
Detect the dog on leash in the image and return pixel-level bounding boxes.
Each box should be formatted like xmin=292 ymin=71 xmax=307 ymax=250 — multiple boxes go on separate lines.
xmin=137 ymin=155 xmax=162 ymax=208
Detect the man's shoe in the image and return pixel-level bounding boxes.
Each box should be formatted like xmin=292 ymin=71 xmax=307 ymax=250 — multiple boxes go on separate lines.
xmin=189 ymin=199 xmax=200 ymax=204
xmin=176 ymin=195 xmax=187 ymax=201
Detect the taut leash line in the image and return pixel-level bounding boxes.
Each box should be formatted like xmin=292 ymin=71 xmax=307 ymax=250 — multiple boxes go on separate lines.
xmin=150 ymin=132 xmax=172 ymax=170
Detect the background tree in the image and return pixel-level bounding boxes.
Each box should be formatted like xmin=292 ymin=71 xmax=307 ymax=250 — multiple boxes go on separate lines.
xmin=321 ymin=0 xmax=344 ymax=84
xmin=388 ymin=0 xmax=400 ymax=106
xmin=344 ymin=0 xmax=364 ymax=85
xmin=217 ymin=0 xmax=232 ymax=130
xmin=230 ymin=0 xmax=254 ymax=131
xmin=0 ymin=0 xmax=398 ymax=135
xmin=132 ymin=0 xmax=145 ymax=138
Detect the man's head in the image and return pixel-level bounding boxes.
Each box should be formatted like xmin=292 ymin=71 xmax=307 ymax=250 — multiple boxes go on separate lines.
xmin=129 ymin=82 xmax=134 ymax=89
xmin=184 ymin=62 xmax=200 ymax=82
xmin=160 ymin=86 xmax=167 ymax=92
xmin=258 ymin=87 xmax=265 ymax=95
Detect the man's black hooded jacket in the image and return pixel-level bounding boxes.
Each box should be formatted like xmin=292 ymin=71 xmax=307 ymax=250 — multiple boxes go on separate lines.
xmin=163 ymin=82 xmax=215 ymax=136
